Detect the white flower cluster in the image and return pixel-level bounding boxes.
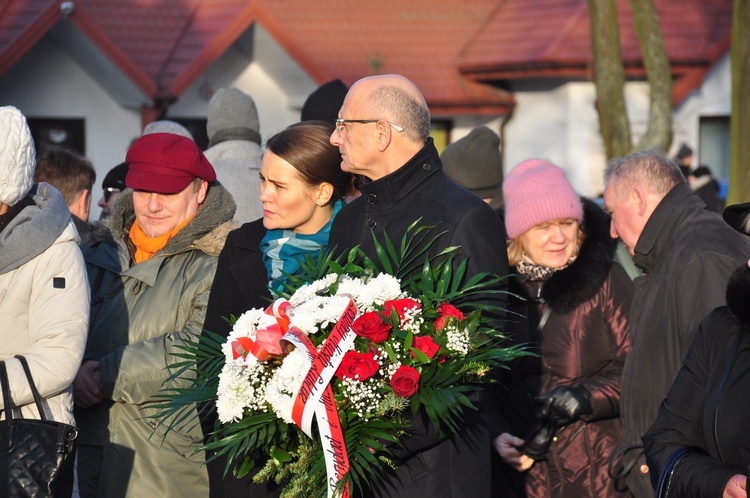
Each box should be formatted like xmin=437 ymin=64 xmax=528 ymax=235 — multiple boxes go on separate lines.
xmin=382 ymin=361 xmax=402 ymax=378
xmin=223 ymin=308 xmax=266 ymax=358
xmin=340 ymin=377 xmax=384 ymax=419
xmin=340 ymin=273 xmax=403 ymax=312
xmin=288 ymin=273 xmax=339 ymax=307
xmin=265 ymin=348 xmax=309 ymax=424
xmin=216 ymin=360 xmax=269 ymax=423
xmin=289 ymin=294 xmax=352 ymax=335
xmin=445 ymin=325 xmax=470 ymax=355
xmin=400 ymin=307 xmax=423 ymax=335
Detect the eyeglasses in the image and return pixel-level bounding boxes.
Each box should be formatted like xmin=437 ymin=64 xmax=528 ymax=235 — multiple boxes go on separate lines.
xmin=335 ymin=119 xmax=404 ymax=136
xmin=103 ymin=187 xmax=122 ymax=202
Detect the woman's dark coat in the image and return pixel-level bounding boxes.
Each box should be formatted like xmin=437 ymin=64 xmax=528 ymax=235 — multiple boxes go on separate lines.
xmin=200 ymin=219 xmax=280 ymax=498
xmin=494 ymin=199 xmax=633 ymax=498
xmin=642 ymin=264 xmax=750 ymax=497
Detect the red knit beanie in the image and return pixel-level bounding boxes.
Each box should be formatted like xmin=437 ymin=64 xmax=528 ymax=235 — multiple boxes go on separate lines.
xmin=503 ymin=159 xmax=583 ymax=239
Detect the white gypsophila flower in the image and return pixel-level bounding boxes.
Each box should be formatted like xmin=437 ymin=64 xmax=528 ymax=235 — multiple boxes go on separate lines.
xmin=289 ymin=273 xmax=339 ymax=307
xmin=216 ymin=360 xmax=268 ymax=423
xmin=381 ymin=360 xmax=402 ymax=378
xmin=352 ymin=273 xmax=404 ymax=312
xmin=341 ymin=378 xmax=384 ymax=419
xmin=289 ymin=294 xmax=352 ymax=335
xmin=445 ymin=325 xmax=470 ymax=355
xmin=265 ymin=348 xmax=309 ymax=424
xmin=401 ymin=308 xmax=423 ymax=335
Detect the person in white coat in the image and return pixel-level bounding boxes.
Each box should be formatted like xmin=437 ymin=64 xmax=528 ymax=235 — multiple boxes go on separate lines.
xmin=0 ymin=106 xmax=90 ymax=494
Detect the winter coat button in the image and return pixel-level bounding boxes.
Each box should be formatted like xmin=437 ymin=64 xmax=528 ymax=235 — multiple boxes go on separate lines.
xmin=639 ymin=464 xmax=649 ymax=475
xmin=367 ymin=194 xmax=377 ymax=205
xmin=367 ymin=218 xmax=378 ymax=229
xmin=422 ymin=163 xmax=431 ymax=171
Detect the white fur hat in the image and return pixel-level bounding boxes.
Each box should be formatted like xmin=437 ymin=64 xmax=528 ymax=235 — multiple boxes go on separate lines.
xmin=0 ymin=106 xmax=35 ymax=207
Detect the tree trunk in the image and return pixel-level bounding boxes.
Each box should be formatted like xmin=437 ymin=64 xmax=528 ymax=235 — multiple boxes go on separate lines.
xmin=630 ymin=0 xmax=673 ymax=153
xmin=587 ymin=0 xmax=632 ymax=159
xmin=728 ymin=0 xmax=750 ymax=204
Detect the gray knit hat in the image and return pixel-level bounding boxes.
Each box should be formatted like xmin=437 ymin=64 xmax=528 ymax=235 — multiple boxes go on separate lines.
xmin=143 ymin=120 xmax=194 ymax=140
xmin=207 ymin=87 xmax=261 ymax=147
xmin=441 ymin=126 xmax=502 ymax=199
xmin=0 ymin=106 xmax=36 ymax=206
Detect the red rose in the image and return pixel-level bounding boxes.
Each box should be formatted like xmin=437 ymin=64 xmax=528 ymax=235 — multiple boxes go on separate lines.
xmin=383 ymin=298 xmax=422 ymax=322
xmin=435 ymin=302 xmax=466 ymax=331
xmin=390 ymin=365 xmax=420 ymax=397
xmin=352 ymin=311 xmax=392 ymax=343
xmin=410 ymin=336 xmax=440 ymax=360
xmin=335 ymin=351 xmax=379 ymax=381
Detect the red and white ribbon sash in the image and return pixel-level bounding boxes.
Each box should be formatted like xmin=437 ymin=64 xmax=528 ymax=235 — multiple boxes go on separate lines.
xmin=282 ymin=298 xmax=358 ymax=498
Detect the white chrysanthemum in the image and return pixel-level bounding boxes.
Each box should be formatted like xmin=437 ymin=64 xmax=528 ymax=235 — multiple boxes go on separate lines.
xmin=216 ymin=360 xmax=268 ymax=423
xmin=353 ymin=273 xmax=404 ymax=312
xmin=222 ymin=308 xmax=266 ymax=361
xmin=289 ymin=273 xmax=339 ymax=306
xmin=289 ymin=295 xmax=352 ymax=335
xmin=265 ymin=348 xmax=309 ymax=423
xmin=335 ymin=276 xmax=366 ymax=302
xmin=445 ymin=325 xmax=470 ymax=355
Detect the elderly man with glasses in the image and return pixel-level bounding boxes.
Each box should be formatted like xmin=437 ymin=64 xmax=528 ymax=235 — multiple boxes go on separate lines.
xmin=328 ymin=74 xmax=509 ymax=497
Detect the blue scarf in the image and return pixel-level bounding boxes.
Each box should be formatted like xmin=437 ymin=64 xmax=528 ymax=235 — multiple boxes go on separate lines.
xmin=260 ymin=199 xmax=343 ymax=292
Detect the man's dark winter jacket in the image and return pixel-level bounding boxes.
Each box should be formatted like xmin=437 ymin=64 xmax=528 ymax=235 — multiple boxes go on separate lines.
xmin=329 ymin=139 xmax=509 ymax=498
xmin=643 ymin=264 xmax=750 ymax=497
xmin=619 ymin=183 xmax=750 ymax=498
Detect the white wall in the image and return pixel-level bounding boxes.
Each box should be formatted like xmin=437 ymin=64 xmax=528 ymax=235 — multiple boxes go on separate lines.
xmin=0 ymin=37 xmax=142 ymax=215
xmin=167 ymin=43 xmax=311 ymax=143
xmin=503 ymin=78 xmax=667 ymax=198
xmin=672 ymin=53 xmax=732 ymax=161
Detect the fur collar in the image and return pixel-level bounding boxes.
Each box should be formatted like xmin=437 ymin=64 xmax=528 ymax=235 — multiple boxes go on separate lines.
xmin=540 ymin=198 xmax=618 ymax=314
xmin=91 ymin=183 xmax=237 ymax=258
xmin=726 ymin=264 xmax=750 ymax=329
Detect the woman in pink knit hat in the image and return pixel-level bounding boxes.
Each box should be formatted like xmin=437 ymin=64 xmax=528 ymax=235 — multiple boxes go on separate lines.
xmin=491 ymin=159 xmax=633 ymax=498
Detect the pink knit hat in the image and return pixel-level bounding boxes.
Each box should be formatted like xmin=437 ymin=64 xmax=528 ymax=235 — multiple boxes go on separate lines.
xmin=503 ymin=159 xmax=583 ymax=239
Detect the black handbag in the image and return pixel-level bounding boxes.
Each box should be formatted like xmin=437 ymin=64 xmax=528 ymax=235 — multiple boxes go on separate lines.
xmin=0 ymin=355 xmax=78 ymax=498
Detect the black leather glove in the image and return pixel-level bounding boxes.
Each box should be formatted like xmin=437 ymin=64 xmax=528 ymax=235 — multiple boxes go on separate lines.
xmin=535 ymin=385 xmax=593 ymax=427
xmin=519 ymin=413 xmax=556 ymax=460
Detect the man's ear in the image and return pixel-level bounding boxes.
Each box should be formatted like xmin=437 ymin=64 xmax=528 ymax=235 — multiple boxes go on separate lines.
xmin=72 ymin=189 xmax=91 ymax=221
xmin=196 ymin=180 xmax=209 ymax=204
xmin=632 ymin=187 xmax=648 ymax=217
xmin=376 ymin=121 xmax=393 ymax=152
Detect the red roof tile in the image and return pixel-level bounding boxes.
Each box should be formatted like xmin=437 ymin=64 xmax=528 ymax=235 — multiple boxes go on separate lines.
xmin=0 ymin=0 xmax=732 ymax=111
xmin=458 ymin=0 xmax=732 ymax=78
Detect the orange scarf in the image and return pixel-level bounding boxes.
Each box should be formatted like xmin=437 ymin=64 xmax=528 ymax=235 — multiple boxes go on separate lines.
xmin=129 ymin=216 xmax=194 ymax=264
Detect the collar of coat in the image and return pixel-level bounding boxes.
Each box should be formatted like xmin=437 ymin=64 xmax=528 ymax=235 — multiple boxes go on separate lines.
xmin=633 ymin=182 xmax=705 ymax=273
xmin=357 ymin=138 xmax=441 ymax=205
xmin=531 ymin=198 xmax=618 ymax=314
xmin=726 ymin=264 xmax=750 ymax=329
xmin=91 ymin=181 xmax=237 ymax=258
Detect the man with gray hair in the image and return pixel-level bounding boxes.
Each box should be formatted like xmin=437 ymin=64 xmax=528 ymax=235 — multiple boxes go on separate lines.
xmin=602 ymin=150 xmax=750 ymax=498
xmin=328 ymin=74 xmax=509 ymax=497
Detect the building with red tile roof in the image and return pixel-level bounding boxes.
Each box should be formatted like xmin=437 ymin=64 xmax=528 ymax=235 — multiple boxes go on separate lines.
xmin=0 ymin=0 xmax=735 ymax=212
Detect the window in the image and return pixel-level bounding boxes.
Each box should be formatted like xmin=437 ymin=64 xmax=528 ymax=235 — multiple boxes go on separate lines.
xmin=698 ymin=116 xmax=730 ymax=197
xmin=26 ymin=118 xmax=85 ymax=156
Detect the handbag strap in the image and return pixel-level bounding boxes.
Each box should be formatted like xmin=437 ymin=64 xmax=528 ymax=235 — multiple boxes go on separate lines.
xmin=15 ymin=355 xmax=49 ymax=421
xmin=0 ymin=360 xmax=15 ymax=421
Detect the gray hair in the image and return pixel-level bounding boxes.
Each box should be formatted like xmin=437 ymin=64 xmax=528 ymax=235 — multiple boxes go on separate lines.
xmin=604 ymin=149 xmax=685 ymax=196
xmin=367 ymin=85 xmax=430 ymax=144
